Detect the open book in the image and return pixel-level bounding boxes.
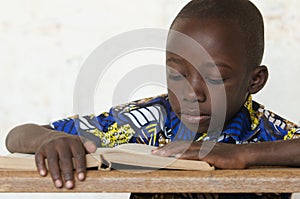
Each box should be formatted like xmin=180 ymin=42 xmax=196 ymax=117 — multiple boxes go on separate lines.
xmin=0 ymin=144 xmax=214 ymax=171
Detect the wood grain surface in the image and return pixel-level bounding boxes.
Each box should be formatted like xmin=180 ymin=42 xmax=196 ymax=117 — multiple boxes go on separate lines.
xmin=1 ymin=168 xmax=300 ymax=193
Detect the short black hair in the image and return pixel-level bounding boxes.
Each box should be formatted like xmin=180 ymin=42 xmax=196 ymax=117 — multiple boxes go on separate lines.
xmin=171 ymin=0 xmax=264 ymax=68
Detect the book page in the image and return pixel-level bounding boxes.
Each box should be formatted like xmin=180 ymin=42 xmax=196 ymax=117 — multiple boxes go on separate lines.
xmin=0 ymin=144 xmax=214 ymax=171
xmin=95 ymin=143 xmax=156 ymax=155
xmin=95 ymin=144 xmax=214 ymax=171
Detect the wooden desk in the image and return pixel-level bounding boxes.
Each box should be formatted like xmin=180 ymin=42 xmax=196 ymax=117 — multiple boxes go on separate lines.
xmin=1 ymin=168 xmax=300 ymax=193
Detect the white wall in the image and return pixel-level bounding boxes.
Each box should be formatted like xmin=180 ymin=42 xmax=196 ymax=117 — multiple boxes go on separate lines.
xmin=253 ymin=0 xmax=300 ymax=123
xmin=1 ymin=1 xmax=300 ymax=198
xmin=0 ymin=0 xmax=189 ymax=155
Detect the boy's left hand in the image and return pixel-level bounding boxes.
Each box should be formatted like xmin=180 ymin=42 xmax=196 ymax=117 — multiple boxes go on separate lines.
xmin=152 ymin=141 xmax=247 ymax=169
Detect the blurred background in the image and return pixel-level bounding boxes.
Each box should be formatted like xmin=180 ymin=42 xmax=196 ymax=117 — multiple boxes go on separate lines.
xmin=0 ymin=0 xmax=300 ymax=198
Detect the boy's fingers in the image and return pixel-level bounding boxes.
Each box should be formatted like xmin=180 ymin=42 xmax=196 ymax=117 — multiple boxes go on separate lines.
xmin=71 ymin=147 xmax=87 ymax=181
xmin=35 ymin=152 xmax=47 ymax=176
xmin=79 ymin=136 xmax=96 ymax=153
xmin=152 ymin=147 xmax=172 ymax=156
xmin=47 ymin=154 xmax=63 ymax=188
xmin=152 ymin=146 xmax=181 ymax=157
xmin=175 ymin=150 xmax=200 ymax=160
xmin=84 ymin=140 xmax=97 ymax=153
xmin=59 ymin=153 xmax=75 ymax=189
xmin=152 ymin=142 xmax=190 ymax=157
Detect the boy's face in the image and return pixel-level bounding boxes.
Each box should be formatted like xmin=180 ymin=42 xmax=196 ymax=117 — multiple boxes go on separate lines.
xmin=166 ymin=18 xmax=252 ymax=133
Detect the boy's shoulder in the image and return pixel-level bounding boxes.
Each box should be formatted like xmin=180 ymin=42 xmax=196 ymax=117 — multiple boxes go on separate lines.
xmin=112 ymin=93 xmax=169 ymax=111
xmin=252 ymin=100 xmax=300 ymax=140
xmin=218 ymin=97 xmax=300 ymax=143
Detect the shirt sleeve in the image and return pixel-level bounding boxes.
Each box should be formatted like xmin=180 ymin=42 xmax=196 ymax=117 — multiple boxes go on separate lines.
xmin=50 ymin=94 xmax=170 ymax=147
xmin=50 ymin=108 xmax=136 ymax=148
xmin=261 ymin=109 xmax=300 ymax=140
xmin=284 ymin=126 xmax=300 ymax=140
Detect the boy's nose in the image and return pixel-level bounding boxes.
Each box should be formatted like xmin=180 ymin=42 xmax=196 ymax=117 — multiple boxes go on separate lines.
xmin=183 ymin=77 xmax=207 ymax=103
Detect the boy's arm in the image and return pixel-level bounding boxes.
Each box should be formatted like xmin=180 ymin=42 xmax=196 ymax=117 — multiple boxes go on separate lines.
xmin=6 ymin=123 xmax=58 ymax=153
xmin=5 ymin=123 xmax=96 ymax=189
xmin=242 ymin=139 xmax=300 ymax=167
xmin=152 ymin=139 xmax=300 ymax=169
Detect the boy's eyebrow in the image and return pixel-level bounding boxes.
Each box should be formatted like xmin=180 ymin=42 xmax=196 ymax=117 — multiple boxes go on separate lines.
xmin=203 ymin=62 xmax=232 ymax=70
xmin=166 ymin=57 xmax=185 ymax=64
xmin=167 ymin=57 xmax=232 ymax=70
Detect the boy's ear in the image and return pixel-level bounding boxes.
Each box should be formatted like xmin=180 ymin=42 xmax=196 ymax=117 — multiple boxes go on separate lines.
xmin=248 ymin=65 xmax=268 ymax=94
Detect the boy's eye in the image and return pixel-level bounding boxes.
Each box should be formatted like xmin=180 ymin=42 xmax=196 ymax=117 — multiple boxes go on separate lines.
xmin=205 ymin=77 xmax=224 ymax=85
xmin=167 ymin=67 xmax=186 ymax=81
xmin=168 ymin=73 xmax=185 ymax=81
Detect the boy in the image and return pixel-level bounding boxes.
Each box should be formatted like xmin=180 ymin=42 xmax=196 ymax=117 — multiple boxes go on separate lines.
xmin=5 ymin=0 xmax=300 ymax=198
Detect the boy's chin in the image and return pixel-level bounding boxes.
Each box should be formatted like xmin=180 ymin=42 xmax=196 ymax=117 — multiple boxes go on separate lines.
xmin=181 ymin=122 xmax=209 ymax=134
xmin=181 ymin=120 xmax=223 ymax=136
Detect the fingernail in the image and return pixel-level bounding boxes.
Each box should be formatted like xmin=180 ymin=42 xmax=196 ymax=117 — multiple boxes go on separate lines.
xmin=175 ymin=154 xmax=181 ymax=158
xmin=39 ymin=169 xmax=46 ymax=176
xmin=55 ymin=180 xmax=62 ymax=188
xmin=78 ymin=172 xmax=85 ymax=181
xmin=65 ymin=180 xmax=73 ymax=189
xmin=84 ymin=141 xmax=97 ymax=153
xmin=151 ymin=149 xmax=157 ymax=154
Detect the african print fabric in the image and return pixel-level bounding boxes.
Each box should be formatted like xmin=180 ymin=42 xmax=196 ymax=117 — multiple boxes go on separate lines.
xmin=50 ymin=94 xmax=299 ymax=199
xmin=51 ymin=94 xmax=300 ymax=146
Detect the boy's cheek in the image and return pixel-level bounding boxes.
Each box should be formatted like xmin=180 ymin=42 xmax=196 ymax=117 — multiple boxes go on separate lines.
xmin=167 ymin=88 xmax=181 ymax=109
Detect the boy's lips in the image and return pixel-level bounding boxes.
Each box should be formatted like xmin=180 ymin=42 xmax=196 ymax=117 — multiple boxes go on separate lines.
xmin=179 ymin=110 xmax=211 ymax=124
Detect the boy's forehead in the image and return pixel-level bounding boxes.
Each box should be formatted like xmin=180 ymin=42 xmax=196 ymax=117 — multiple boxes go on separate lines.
xmin=166 ymin=17 xmax=248 ymax=70
xmin=168 ymin=17 xmax=243 ymax=45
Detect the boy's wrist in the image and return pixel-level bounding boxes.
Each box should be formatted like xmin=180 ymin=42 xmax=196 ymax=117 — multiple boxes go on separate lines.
xmin=240 ymin=144 xmax=256 ymax=168
xmin=240 ymin=142 xmax=271 ymax=168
